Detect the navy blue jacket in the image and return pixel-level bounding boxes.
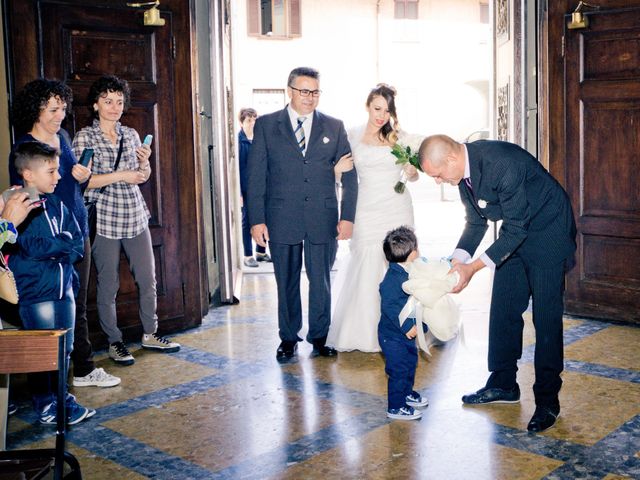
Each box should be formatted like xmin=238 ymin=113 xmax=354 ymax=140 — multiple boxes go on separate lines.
xmin=246 ymin=107 xmax=358 ymax=244
xmin=378 ymin=263 xmax=416 ymax=341
xmin=8 ymin=194 xmax=84 ymax=305
xmin=458 ymin=141 xmax=576 ymax=267
xmin=238 ymin=129 xmax=252 ymax=197
xmin=9 ymin=132 xmax=89 ymax=240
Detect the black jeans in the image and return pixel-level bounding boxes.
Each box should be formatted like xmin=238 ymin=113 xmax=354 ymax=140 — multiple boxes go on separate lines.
xmin=241 ymin=195 xmax=265 ymax=257
xmin=70 ymin=237 xmax=95 ymax=377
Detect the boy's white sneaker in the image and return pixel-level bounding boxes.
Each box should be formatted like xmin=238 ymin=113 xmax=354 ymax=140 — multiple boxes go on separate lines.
xmin=73 ymin=367 xmax=121 ymax=388
xmin=406 ymin=390 xmax=429 ymax=408
xmin=387 ymin=406 xmax=422 ymax=420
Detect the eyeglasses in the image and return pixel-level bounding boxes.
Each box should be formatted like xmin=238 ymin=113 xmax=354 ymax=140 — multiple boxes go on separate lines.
xmin=289 ymin=85 xmax=322 ymax=97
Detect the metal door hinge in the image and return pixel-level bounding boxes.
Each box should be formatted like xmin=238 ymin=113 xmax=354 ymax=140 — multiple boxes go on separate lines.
xmin=561 ymin=35 xmax=565 ymax=57
xmin=172 ymin=36 xmax=176 ymax=59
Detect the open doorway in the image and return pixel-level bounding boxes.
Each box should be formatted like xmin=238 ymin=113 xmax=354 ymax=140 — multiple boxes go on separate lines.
xmin=229 ymin=0 xmax=496 ymax=279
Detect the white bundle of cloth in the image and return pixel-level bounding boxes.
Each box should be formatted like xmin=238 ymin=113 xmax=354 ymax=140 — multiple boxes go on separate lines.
xmin=398 ymin=258 xmax=461 ymax=353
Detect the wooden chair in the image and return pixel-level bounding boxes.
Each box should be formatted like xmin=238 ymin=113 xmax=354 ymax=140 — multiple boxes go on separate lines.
xmin=0 ymin=329 xmax=82 ymax=479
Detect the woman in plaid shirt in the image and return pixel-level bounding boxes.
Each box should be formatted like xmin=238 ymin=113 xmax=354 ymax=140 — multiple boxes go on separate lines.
xmin=73 ymin=75 xmax=180 ymax=366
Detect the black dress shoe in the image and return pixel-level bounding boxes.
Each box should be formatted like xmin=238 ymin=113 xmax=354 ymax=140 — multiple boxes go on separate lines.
xmin=313 ymin=345 xmax=337 ymax=357
xmin=276 ymin=341 xmax=297 ymax=361
xmin=461 ymin=385 xmax=520 ymax=405
xmin=311 ymin=337 xmax=337 ymax=357
xmin=527 ymin=406 xmax=559 ymax=432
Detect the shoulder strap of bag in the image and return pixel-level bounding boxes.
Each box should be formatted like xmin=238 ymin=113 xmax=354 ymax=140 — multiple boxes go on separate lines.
xmin=97 ymin=135 xmax=125 ymax=196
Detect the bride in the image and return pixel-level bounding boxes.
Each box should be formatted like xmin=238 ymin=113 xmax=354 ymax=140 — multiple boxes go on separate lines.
xmin=328 ymin=84 xmax=419 ymax=352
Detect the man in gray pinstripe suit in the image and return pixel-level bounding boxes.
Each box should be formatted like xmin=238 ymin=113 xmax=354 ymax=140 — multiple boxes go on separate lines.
xmin=419 ymin=135 xmax=576 ymax=433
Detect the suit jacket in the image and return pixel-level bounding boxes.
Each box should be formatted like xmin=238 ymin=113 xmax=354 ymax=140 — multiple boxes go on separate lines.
xmin=457 ymin=140 xmax=576 ymax=267
xmin=238 ymin=129 xmax=252 ymax=197
xmin=246 ymin=107 xmax=358 ymax=244
xmin=378 ymin=263 xmax=416 ymax=341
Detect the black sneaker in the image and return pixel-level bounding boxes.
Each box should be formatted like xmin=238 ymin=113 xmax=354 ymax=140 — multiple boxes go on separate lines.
xmin=109 ymin=341 xmax=135 ymax=366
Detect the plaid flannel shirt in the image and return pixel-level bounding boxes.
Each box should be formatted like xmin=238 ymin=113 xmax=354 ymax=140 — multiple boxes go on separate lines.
xmin=73 ymin=120 xmax=151 ymax=240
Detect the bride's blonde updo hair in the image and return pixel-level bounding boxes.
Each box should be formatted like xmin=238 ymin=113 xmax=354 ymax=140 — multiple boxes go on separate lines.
xmin=366 ymin=83 xmax=399 ymax=144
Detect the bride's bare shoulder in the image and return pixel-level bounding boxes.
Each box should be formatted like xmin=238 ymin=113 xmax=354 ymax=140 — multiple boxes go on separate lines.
xmin=347 ymin=125 xmax=366 ymax=145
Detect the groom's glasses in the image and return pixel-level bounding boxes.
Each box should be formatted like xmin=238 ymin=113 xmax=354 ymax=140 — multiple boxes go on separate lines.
xmin=289 ymin=85 xmax=322 ymax=97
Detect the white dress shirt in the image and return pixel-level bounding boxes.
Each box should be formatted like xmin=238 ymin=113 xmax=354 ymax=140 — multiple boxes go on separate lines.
xmin=287 ymin=104 xmax=313 ymax=154
xmin=450 ymin=144 xmax=495 ymax=270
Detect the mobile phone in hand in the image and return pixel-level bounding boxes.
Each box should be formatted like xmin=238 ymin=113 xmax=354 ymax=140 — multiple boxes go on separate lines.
xmin=78 ymin=148 xmax=94 ymax=167
xmin=2 ymin=186 xmax=40 ymax=204
xmin=143 ymin=135 xmax=153 ymax=146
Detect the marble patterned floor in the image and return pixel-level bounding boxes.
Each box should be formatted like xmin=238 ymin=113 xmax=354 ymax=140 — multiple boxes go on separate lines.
xmin=4 ymin=267 xmax=640 ymax=479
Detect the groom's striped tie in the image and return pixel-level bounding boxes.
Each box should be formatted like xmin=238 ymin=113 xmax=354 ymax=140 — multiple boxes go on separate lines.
xmin=295 ymin=116 xmax=306 ymax=154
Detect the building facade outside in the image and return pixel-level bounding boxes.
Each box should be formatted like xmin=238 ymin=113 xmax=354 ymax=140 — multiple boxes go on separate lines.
xmin=231 ymin=0 xmax=491 ymax=139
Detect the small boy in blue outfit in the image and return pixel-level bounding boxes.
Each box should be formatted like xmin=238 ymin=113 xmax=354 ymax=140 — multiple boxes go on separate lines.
xmin=379 ymin=226 xmax=428 ymax=420
xmin=8 ymin=141 xmax=93 ymax=425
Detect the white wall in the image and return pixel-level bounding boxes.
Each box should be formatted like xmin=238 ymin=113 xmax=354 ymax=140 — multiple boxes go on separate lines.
xmin=231 ymin=0 xmax=490 ymax=139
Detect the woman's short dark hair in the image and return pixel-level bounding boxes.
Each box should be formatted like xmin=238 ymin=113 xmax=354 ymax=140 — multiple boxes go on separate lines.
xmin=239 ymin=108 xmax=257 ymax=123
xmin=383 ymin=225 xmax=418 ymax=263
xmin=87 ymin=75 xmax=131 ymax=119
xmin=366 ymin=83 xmax=399 ymax=144
xmin=11 ymin=79 xmax=73 ymax=134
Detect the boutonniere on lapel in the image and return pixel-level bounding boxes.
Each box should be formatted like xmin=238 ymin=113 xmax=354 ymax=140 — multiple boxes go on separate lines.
xmin=477 ymin=199 xmax=488 ymax=209
xmin=323 ymin=136 xmax=330 ymax=144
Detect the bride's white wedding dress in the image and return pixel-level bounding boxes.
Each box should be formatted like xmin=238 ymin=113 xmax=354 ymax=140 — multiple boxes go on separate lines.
xmin=327 ymin=126 xmax=415 ymax=352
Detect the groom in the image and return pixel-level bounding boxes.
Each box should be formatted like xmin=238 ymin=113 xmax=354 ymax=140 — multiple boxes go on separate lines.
xmin=247 ymin=67 xmax=358 ymax=361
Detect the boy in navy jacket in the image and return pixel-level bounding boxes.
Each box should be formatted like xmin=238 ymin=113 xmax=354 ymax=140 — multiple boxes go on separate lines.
xmin=8 ymin=141 xmax=92 ymax=425
xmin=379 ymin=226 xmax=428 ymax=420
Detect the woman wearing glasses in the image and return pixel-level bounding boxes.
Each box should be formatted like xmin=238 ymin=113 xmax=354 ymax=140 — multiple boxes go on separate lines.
xmin=327 ymin=84 xmax=419 ymax=352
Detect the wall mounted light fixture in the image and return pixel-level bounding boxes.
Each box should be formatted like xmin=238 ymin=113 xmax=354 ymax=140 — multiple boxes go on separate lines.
xmin=567 ymin=1 xmax=600 ymax=30
xmin=126 ymin=1 xmax=166 ymax=26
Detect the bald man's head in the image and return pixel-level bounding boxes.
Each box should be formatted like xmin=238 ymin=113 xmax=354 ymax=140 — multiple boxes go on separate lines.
xmin=418 ymin=134 xmax=466 ymax=186
xmin=418 ymin=135 xmax=458 ymax=167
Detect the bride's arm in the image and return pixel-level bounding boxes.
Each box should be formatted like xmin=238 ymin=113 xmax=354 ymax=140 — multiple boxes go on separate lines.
xmin=334 ymin=153 xmax=354 ymax=183
xmin=403 ymin=163 xmax=420 ymax=182
xmin=397 ymin=130 xmax=423 ymax=182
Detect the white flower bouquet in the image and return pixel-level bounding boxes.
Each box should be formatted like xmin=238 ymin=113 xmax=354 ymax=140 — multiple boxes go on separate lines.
xmin=391 ymin=133 xmax=424 ymax=193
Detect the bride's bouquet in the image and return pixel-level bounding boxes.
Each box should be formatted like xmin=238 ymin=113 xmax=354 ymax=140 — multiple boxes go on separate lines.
xmin=391 ymin=133 xmax=424 ymax=193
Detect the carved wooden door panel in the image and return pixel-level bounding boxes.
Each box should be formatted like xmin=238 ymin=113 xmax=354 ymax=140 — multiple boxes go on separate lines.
xmin=6 ymin=0 xmax=189 ymax=340
xmin=564 ymin=7 xmax=640 ymax=322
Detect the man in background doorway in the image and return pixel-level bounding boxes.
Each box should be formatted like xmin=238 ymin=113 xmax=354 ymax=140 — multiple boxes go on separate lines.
xmin=238 ymin=107 xmax=271 ymax=268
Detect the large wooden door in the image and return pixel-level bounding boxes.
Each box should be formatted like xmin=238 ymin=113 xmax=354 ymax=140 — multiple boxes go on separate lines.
xmin=5 ymin=0 xmax=208 ymax=340
xmin=563 ymin=7 xmax=640 ymax=322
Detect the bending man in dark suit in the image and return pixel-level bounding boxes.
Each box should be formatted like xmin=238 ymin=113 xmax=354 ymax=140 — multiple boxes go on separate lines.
xmin=247 ymin=67 xmax=358 ymax=361
xmin=419 ymin=135 xmax=576 ymax=432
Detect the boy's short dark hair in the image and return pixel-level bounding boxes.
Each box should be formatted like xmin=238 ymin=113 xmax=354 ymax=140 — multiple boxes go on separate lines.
xmin=239 ymin=108 xmax=257 ymax=123
xmin=383 ymin=226 xmax=418 ymax=263
xmin=13 ymin=141 xmax=59 ymax=176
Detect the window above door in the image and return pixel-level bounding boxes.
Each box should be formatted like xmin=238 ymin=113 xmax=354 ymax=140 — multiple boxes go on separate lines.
xmin=394 ymin=0 xmax=419 ymax=20
xmin=247 ymin=0 xmax=301 ymax=38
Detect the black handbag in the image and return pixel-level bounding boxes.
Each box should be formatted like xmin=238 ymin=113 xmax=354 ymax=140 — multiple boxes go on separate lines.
xmin=85 ymin=136 xmax=124 ymax=242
